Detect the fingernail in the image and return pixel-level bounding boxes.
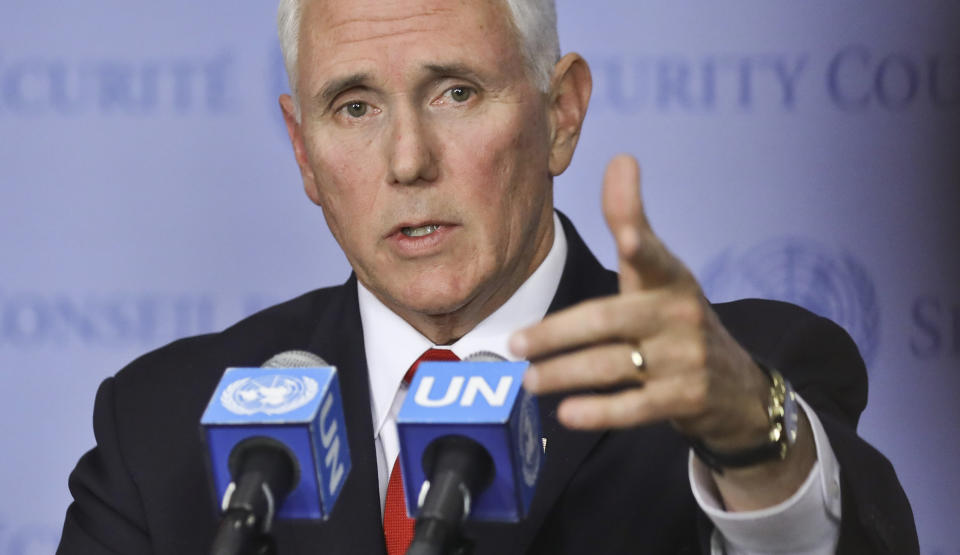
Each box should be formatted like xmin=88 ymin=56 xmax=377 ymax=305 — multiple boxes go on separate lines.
xmin=509 ymin=332 xmax=528 ymax=357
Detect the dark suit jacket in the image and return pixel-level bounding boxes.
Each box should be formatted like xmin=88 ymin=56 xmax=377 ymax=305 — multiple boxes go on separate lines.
xmin=58 ymin=215 xmax=918 ymax=554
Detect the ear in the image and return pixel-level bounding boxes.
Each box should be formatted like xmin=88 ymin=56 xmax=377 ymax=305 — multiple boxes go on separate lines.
xmin=279 ymin=94 xmax=323 ymax=206
xmin=547 ymin=53 xmax=592 ymax=177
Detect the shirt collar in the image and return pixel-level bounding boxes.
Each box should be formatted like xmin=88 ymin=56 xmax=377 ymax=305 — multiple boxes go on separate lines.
xmin=358 ymin=212 xmax=568 ymax=437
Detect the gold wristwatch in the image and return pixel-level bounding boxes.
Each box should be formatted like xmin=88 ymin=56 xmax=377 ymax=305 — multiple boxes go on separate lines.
xmin=689 ymin=362 xmax=799 ymax=473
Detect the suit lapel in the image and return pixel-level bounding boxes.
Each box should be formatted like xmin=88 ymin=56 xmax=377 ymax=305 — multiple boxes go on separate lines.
xmin=465 ymin=213 xmax=619 ymax=553
xmin=532 ymin=212 xmax=618 ymax=522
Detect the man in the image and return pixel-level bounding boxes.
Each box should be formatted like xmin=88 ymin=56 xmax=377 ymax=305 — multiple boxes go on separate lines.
xmin=57 ymin=0 xmax=917 ymax=554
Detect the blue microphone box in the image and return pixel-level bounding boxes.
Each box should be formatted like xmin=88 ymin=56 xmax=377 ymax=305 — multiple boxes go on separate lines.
xmin=200 ymin=366 xmax=351 ymax=519
xmin=397 ymin=360 xmax=543 ymax=521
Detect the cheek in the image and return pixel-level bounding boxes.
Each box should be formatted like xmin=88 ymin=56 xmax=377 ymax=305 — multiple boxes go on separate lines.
xmin=308 ymin=136 xmax=381 ymax=220
xmin=306 ymin=162 xmax=384 ymax=259
xmin=471 ymin=114 xmax=549 ymax=215
xmin=455 ymin=116 xmax=544 ymax=198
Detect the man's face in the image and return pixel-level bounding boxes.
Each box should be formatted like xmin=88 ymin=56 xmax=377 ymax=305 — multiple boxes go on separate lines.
xmin=284 ymin=0 xmax=558 ymax=339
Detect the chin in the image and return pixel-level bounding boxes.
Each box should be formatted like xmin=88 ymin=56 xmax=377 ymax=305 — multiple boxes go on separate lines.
xmin=389 ymin=274 xmax=482 ymax=318
xmin=395 ymin=288 xmax=473 ymax=318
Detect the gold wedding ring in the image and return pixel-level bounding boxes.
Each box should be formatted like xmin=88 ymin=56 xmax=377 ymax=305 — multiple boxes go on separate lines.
xmin=630 ymin=348 xmax=646 ymax=372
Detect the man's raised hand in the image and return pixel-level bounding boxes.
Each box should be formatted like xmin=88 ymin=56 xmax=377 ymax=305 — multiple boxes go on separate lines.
xmin=509 ymin=154 xmax=773 ymax=452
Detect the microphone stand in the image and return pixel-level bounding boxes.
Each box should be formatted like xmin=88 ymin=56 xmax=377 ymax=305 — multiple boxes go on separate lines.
xmin=211 ymin=510 xmax=277 ymax=555
xmin=405 ymin=436 xmax=493 ymax=555
xmin=210 ymin=440 xmax=298 ymax=555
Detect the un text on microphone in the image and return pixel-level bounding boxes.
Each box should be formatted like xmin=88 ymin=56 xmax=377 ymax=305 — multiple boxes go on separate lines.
xmin=397 ymin=360 xmax=543 ymax=522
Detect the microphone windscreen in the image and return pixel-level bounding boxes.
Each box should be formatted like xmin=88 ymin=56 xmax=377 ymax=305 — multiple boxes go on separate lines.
xmin=262 ymin=350 xmax=326 ymax=368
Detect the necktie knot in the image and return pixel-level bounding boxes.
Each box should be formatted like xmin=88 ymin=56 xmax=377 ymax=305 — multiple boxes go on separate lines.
xmin=402 ymin=347 xmax=460 ymax=385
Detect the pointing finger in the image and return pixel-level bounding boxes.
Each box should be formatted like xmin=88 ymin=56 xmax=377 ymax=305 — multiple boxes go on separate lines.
xmin=509 ymin=292 xmax=665 ymax=359
xmin=602 ymin=154 xmax=648 ymax=235
xmin=601 ymin=154 xmax=691 ymax=292
xmin=522 ymin=342 xmax=648 ymax=394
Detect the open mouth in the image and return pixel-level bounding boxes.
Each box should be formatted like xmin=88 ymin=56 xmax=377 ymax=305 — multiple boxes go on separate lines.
xmin=401 ymin=224 xmax=441 ymax=238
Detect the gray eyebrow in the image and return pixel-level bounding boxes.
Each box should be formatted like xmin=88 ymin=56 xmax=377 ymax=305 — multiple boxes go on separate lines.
xmin=315 ymin=72 xmax=372 ymax=108
xmin=423 ymin=63 xmax=485 ymax=83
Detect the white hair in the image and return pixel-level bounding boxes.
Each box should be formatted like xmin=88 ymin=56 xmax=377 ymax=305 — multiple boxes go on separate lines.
xmin=277 ymin=0 xmax=560 ymax=118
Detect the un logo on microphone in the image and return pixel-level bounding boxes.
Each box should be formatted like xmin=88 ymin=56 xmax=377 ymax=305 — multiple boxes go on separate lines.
xmin=518 ymin=390 xmax=541 ymax=487
xmin=221 ymin=374 xmax=320 ymax=415
xmin=701 ymin=237 xmax=880 ymax=366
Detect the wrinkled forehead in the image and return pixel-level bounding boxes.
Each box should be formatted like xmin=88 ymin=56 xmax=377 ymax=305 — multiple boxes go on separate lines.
xmin=297 ymin=0 xmax=526 ymax=84
xmin=310 ymin=0 xmax=511 ymax=40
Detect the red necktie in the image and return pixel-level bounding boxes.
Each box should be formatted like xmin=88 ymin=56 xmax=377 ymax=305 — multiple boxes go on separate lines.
xmin=383 ymin=348 xmax=460 ymax=555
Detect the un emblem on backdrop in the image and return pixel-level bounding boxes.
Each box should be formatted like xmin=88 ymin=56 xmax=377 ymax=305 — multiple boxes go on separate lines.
xmin=701 ymin=237 xmax=880 ymax=366
xmin=221 ymin=374 xmax=320 ymax=415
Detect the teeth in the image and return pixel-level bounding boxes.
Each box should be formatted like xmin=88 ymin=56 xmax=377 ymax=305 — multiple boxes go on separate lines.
xmin=402 ymin=225 xmax=439 ymax=237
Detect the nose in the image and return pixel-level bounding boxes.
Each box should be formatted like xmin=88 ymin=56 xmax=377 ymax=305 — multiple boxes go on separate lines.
xmin=385 ymin=106 xmax=439 ymax=185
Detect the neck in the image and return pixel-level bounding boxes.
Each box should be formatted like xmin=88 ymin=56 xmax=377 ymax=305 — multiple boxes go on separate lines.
xmin=384 ymin=220 xmax=555 ymax=345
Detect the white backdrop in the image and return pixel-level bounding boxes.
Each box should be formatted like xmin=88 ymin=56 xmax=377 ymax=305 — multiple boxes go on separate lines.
xmin=1 ymin=2 xmax=957 ymax=553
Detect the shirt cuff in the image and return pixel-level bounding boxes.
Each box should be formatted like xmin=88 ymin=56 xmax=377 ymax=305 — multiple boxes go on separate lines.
xmin=688 ymin=395 xmax=842 ymax=554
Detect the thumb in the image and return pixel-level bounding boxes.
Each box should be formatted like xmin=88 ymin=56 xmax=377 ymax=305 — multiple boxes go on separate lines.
xmin=602 ymin=154 xmax=647 ymax=291
xmin=602 ymin=154 xmax=683 ymax=291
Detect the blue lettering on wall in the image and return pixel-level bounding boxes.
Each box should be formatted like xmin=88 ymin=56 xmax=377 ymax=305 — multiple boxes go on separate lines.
xmin=828 ymin=45 xmax=872 ymax=110
xmin=588 ymin=47 xmax=958 ymax=114
xmin=0 ymin=291 xmax=283 ymax=349
xmin=655 ymin=58 xmax=698 ymax=110
xmin=772 ymin=57 xmax=807 ymax=109
xmin=828 ymin=46 xmax=960 ymax=112
xmin=591 ymin=53 xmax=808 ymax=113
xmin=875 ymin=54 xmax=920 ymax=110
xmin=0 ymin=292 xmax=214 ymax=347
xmin=0 ymin=51 xmax=235 ymax=117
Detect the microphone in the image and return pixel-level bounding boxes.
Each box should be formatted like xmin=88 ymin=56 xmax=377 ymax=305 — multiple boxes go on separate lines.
xmin=397 ymin=351 xmax=543 ymax=555
xmin=200 ymin=351 xmax=352 ymax=554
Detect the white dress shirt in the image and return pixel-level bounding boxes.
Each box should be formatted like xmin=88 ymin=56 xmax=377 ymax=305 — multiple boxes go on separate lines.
xmin=357 ymin=213 xmax=841 ymax=553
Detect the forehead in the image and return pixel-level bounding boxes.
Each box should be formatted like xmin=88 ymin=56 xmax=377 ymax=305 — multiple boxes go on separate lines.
xmin=298 ymin=0 xmax=525 ymax=86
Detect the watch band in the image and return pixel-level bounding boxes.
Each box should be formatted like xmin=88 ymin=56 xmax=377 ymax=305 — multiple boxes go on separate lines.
xmin=689 ymin=362 xmax=799 ymax=474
